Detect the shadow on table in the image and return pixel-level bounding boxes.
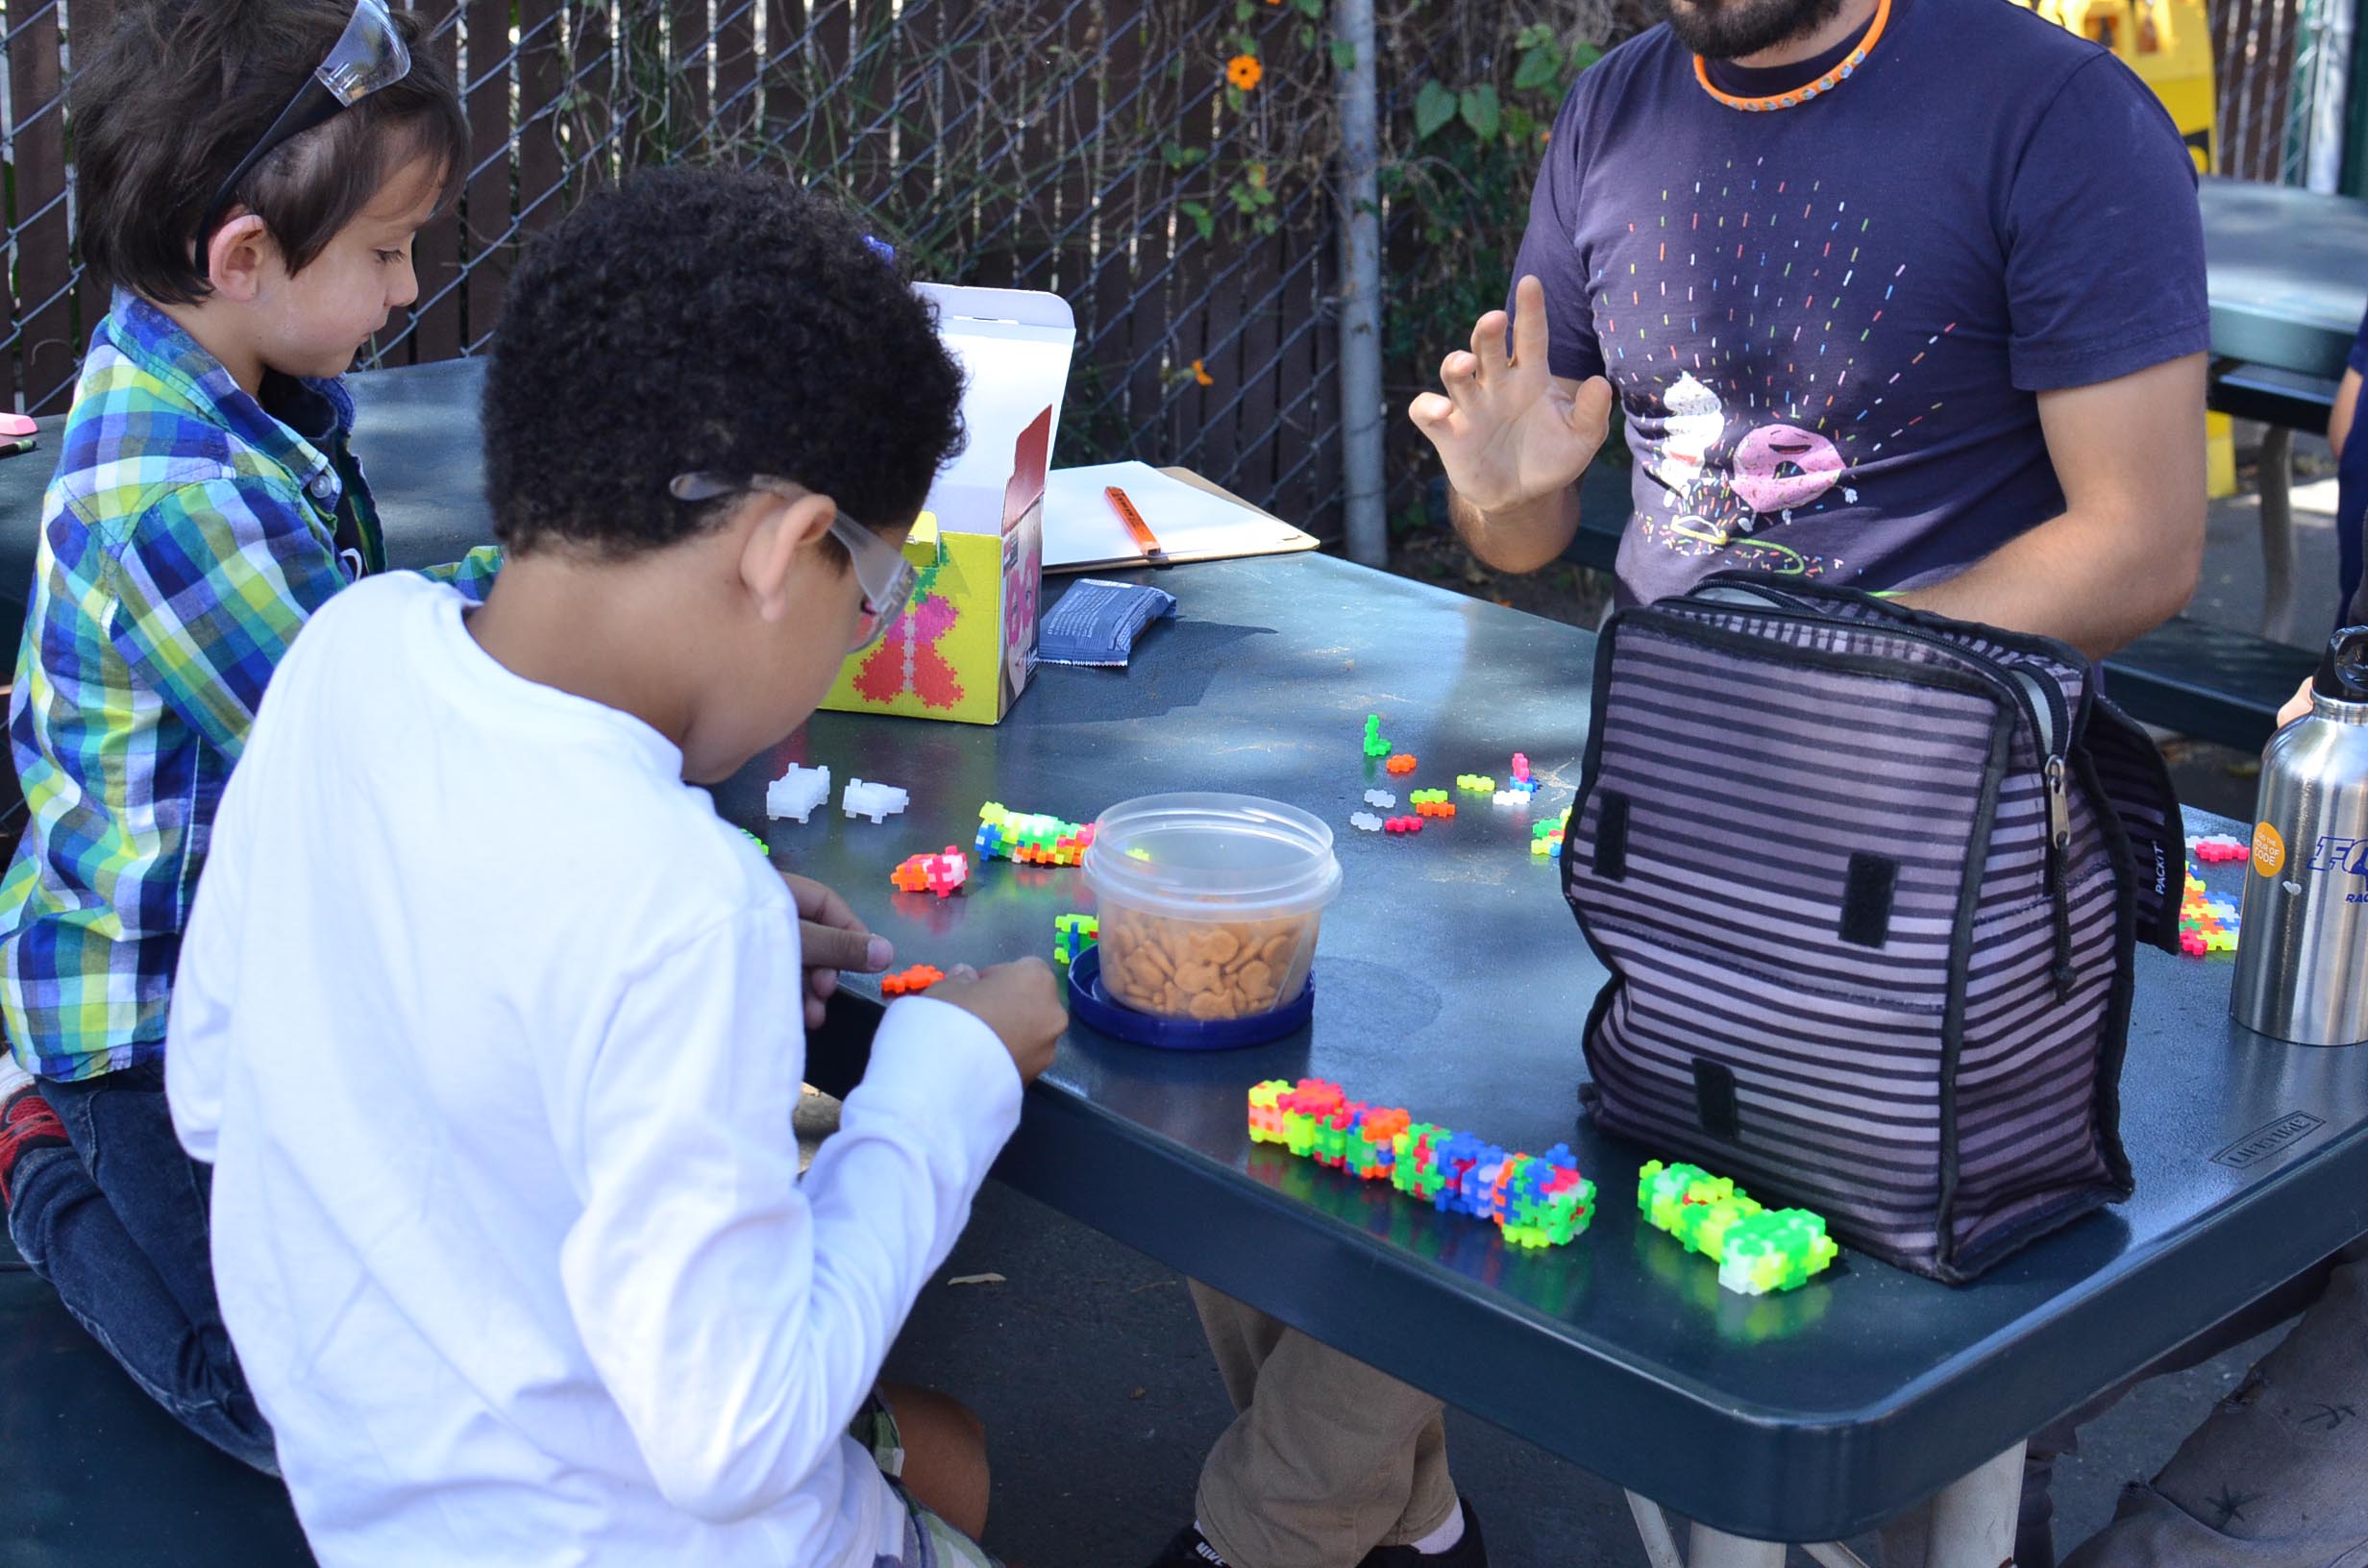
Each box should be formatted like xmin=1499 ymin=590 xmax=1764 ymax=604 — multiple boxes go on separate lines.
xmin=0 ymin=1245 xmax=313 ymax=1568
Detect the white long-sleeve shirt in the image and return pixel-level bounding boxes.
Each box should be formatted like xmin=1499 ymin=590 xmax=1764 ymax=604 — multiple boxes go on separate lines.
xmin=167 ymin=572 xmax=1020 ymax=1568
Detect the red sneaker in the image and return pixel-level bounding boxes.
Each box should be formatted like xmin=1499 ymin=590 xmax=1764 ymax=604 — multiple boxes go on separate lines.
xmin=0 ymin=1083 xmax=66 ymax=1208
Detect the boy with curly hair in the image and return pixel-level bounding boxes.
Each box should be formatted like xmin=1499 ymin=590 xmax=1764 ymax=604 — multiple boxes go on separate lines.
xmin=0 ymin=0 xmax=490 ymax=1469
xmin=166 ymin=165 xmax=1067 ymax=1568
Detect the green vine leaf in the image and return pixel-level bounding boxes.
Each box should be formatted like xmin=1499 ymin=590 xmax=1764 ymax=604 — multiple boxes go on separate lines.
xmin=1328 ymin=37 xmax=1357 ymax=71
xmin=1294 ymin=0 xmax=1324 ymax=16
xmin=1459 ymin=85 xmax=1501 ymax=138
xmin=1414 ymin=79 xmax=1458 ymax=139
xmin=1514 ymin=47 xmax=1562 ymax=92
xmin=1180 ymin=200 xmax=1216 ymax=242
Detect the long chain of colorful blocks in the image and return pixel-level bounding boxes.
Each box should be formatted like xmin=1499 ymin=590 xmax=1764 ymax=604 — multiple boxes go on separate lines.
xmin=1637 ymin=1160 xmax=1838 ymax=1295
xmin=975 ymin=802 xmax=1097 ymax=866
xmin=1054 ymin=913 xmax=1099 ymax=968
xmin=1247 ymin=1079 xmax=1596 ymax=1249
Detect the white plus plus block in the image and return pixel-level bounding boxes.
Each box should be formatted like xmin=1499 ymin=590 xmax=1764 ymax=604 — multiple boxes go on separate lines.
xmin=1493 ymin=789 xmax=1530 ymax=808
xmin=842 ymin=778 xmax=911 ymax=823
xmin=1364 ymin=790 xmax=1395 ymax=809
xmin=765 ymin=763 xmax=831 ymax=823
xmin=1349 ymin=811 xmax=1385 ymax=832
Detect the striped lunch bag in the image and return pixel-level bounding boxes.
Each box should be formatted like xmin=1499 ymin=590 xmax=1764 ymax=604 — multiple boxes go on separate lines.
xmin=1564 ymin=572 xmax=2183 ymax=1283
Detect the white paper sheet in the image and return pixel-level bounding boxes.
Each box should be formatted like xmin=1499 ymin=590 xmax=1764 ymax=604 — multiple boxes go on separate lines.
xmin=1042 ymin=460 xmax=1315 ymax=570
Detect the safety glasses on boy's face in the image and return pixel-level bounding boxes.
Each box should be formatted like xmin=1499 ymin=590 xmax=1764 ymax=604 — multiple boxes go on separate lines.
xmin=195 ymin=0 xmax=413 ymax=249
xmin=668 ymin=474 xmax=919 ymax=653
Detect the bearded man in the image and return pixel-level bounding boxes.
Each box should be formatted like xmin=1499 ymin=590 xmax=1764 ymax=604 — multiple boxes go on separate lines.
xmin=1149 ymin=2 xmax=2208 ymax=1566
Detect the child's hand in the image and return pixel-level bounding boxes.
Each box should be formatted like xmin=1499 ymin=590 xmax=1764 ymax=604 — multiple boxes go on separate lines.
xmin=781 ymin=871 xmax=894 ymax=1029
xmin=927 ymin=959 xmax=1066 ymax=1084
xmin=2280 ymin=677 xmax=2313 ymax=729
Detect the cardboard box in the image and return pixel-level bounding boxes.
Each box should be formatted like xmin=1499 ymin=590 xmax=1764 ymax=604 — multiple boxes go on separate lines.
xmin=822 ymin=283 xmax=1075 ymax=725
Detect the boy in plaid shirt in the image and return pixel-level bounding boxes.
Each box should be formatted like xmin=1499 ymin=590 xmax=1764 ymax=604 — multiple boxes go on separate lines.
xmin=0 ymin=0 xmax=485 ymax=1469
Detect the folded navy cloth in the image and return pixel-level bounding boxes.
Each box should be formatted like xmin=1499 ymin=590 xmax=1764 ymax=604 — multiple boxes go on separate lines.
xmin=1039 ymin=578 xmax=1177 ymax=667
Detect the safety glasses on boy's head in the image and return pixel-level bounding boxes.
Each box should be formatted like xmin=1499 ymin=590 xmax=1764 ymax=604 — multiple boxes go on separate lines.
xmin=195 ymin=0 xmax=413 ymax=249
xmin=669 ymin=474 xmax=920 ymax=653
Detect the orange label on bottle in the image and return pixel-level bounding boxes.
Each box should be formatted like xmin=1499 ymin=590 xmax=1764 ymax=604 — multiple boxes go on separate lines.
xmin=2253 ymin=821 xmax=2286 ymax=877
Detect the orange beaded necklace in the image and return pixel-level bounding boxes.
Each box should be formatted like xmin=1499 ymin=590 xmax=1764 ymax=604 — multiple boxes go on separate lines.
xmin=1691 ymin=0 xmax=1891 ymax=113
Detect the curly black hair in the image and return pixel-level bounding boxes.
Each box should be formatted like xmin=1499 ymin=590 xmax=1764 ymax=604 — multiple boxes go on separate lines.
xmin=76 ymin=0 xmax=465 ymax=306
xmin=483 ymin=167 xmax=968 ymax=559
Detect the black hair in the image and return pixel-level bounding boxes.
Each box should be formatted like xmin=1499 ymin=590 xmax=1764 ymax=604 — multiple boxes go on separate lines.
xmin=75 ymin=0 xmax=466 ymax=306
xmin=483 ymin=165 xmax=968 ymax=559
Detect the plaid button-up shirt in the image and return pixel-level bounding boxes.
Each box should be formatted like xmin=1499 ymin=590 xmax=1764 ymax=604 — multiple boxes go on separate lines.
xmin=0 ymin=293 xmax=500 ymax=1080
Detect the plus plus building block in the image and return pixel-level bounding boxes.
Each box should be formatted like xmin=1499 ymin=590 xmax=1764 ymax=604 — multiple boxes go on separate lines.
xmin=1492 ymin=789 xmax=1529 ymax=808
xmin=1365 ymin=789 xmax=1396 ymax=809
xmin=1053 ymin=913 xmax=1100 ymax=968
xmin=1245 ymin=1083 xmax=1594 ymax=1248
xmin=1636 ymin=1159 xmax=1837 ymax=1295
xmin=891 ymin=846 xmax=970 ymax=898
xmin=1385 ymin=754 xmax=1418 ymax=775
xmin=1349 ymin=812 xmax=1385 ymax=832
xmin=1384 ymin=816 xmax=1422 ymax=834
xmin=1362 ymin=715 xmax=1392 ymax=758
xmin=2189 ymin=833 xmax=2251 ymax=866
xmin=881 ymin=965 xmax=946 ymax=997
xmin=976 ymin=802 xmax=1098 ymax=867
xmin=1455 ymin=774 xmax=1495 ymax=794
xmin=842 ymin=778 xmax=910 ymax=822
xmin=765 ymin=763 xmax=831 ymax=823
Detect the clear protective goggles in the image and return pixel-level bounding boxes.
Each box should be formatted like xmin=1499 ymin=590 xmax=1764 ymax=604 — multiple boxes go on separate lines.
xmin=197 ymin=0 xmax=413 ymax=249
xmin=669 ymin=473 xmax=919 ymax=653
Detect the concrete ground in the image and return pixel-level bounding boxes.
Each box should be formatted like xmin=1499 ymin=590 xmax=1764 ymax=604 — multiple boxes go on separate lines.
xmin=0 ymin=452 xmax=2332 ymax=1568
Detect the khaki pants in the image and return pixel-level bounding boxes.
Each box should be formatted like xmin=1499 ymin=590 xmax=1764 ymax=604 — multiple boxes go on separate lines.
xmin=1191 ymin=1282 xmax=1461 ymax=1568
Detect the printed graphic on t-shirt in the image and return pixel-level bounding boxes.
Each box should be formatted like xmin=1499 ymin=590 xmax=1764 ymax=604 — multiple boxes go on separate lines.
xmin=1600 ymin=159 xmax=1954 ymax=581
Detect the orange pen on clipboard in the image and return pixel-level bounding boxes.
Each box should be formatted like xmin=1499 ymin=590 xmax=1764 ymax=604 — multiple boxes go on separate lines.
xmin=1104 ymin=485 xmax=1172 ymax=569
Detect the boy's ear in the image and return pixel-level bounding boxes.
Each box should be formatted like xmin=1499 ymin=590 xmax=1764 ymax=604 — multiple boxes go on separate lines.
xmin=204 ymin=213 xmax=277 ymax=303
xmin=740 ymin=490 xmax=840 ymax=623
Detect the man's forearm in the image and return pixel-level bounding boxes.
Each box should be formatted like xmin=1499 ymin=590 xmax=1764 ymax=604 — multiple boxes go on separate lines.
xmin=1447 ymin=483 xmax=1585 ymax=576
xmin=1891 ymin=503 xmax=2200 ymax=660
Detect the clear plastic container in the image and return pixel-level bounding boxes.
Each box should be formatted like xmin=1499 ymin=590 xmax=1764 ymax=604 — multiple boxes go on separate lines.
xmin=1081 ymin=793 xmax=1344 ymax=1021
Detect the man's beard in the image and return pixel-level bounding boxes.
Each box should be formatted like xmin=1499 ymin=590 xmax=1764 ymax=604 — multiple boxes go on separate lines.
xmin=1665 ymin=0 xmax=1850 ymax=60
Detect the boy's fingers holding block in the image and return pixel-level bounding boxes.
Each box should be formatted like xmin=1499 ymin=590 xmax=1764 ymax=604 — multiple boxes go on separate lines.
xmin=930 ymin=958 xmax=1065 ymax=1085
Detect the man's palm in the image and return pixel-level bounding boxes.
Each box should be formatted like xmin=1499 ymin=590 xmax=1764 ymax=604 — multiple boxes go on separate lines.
xmin=1409 ymin=274 xmax=1613 ymax=515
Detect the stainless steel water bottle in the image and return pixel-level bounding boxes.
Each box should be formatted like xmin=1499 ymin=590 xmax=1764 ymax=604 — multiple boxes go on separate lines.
xmin=2231 ymin=625 xmax=2368 ymax=1046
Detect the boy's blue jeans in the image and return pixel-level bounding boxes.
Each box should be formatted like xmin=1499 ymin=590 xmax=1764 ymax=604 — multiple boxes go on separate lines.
xmin=5 ymin=1061 xmax=276 ymax=1473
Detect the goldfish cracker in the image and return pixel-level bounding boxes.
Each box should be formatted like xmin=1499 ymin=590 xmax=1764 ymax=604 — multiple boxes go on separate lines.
xmin=1097 ymin=906 xmax=1319 ymax=1020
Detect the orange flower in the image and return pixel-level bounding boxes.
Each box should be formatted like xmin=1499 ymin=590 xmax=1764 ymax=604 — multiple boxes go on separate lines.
xmin=1226 ymin=54 xmax=1263 ymax=91
xmin=1192 ymin=359 xmax=1215 ymax=387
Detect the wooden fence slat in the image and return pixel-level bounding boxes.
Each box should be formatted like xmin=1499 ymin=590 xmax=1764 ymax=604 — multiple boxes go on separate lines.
xmin=13 ymin=0 xmax=72 ymax=411
xmin=67 ymin=0 xmax=116 ymax=360
xmin=710 ymin=0 xmax=757 ymax=145
xmin=513 ymin=0 xmax=568 ymax=233
xmin=462 ymin=0 xmax=513 ymax=350
xmin=404 ymin=3 xmax=466 ymax=364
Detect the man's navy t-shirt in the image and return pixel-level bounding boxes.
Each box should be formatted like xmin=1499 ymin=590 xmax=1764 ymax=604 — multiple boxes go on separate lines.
xmin=1509 ymin=0 xmax=2209 ymax=604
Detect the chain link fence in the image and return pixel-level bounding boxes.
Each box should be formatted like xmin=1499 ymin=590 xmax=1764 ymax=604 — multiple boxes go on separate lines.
xmin=0 ymin=0 xmax=2336 ymax=542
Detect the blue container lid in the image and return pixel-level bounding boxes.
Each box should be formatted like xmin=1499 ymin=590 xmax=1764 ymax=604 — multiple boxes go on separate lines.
xmin=1068 ymin=945 xmax=1315 ymax=1050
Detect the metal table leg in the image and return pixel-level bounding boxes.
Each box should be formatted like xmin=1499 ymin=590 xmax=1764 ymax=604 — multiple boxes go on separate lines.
xmin=1624 ymin=1441 xmax=2024 ymax=1568
xmin=2260 ymin=425 xmax=2298 ymax=645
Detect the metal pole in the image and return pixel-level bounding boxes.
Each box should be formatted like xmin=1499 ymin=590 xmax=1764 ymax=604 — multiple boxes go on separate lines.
xmin=1334 ymin=0 xmax=1387 ymax=567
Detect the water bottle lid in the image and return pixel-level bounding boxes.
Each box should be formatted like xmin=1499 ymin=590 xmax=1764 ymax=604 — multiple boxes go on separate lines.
xmin=2314 ymin=625 xmax=2368 ymax=704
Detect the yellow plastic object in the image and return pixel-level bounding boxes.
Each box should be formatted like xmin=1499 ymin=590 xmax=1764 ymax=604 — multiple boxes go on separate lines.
xmin=2012 ymin=0 xmax=2216 ymax=174
xmin=2207 ymin=410 xmax=2236 ymax=499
